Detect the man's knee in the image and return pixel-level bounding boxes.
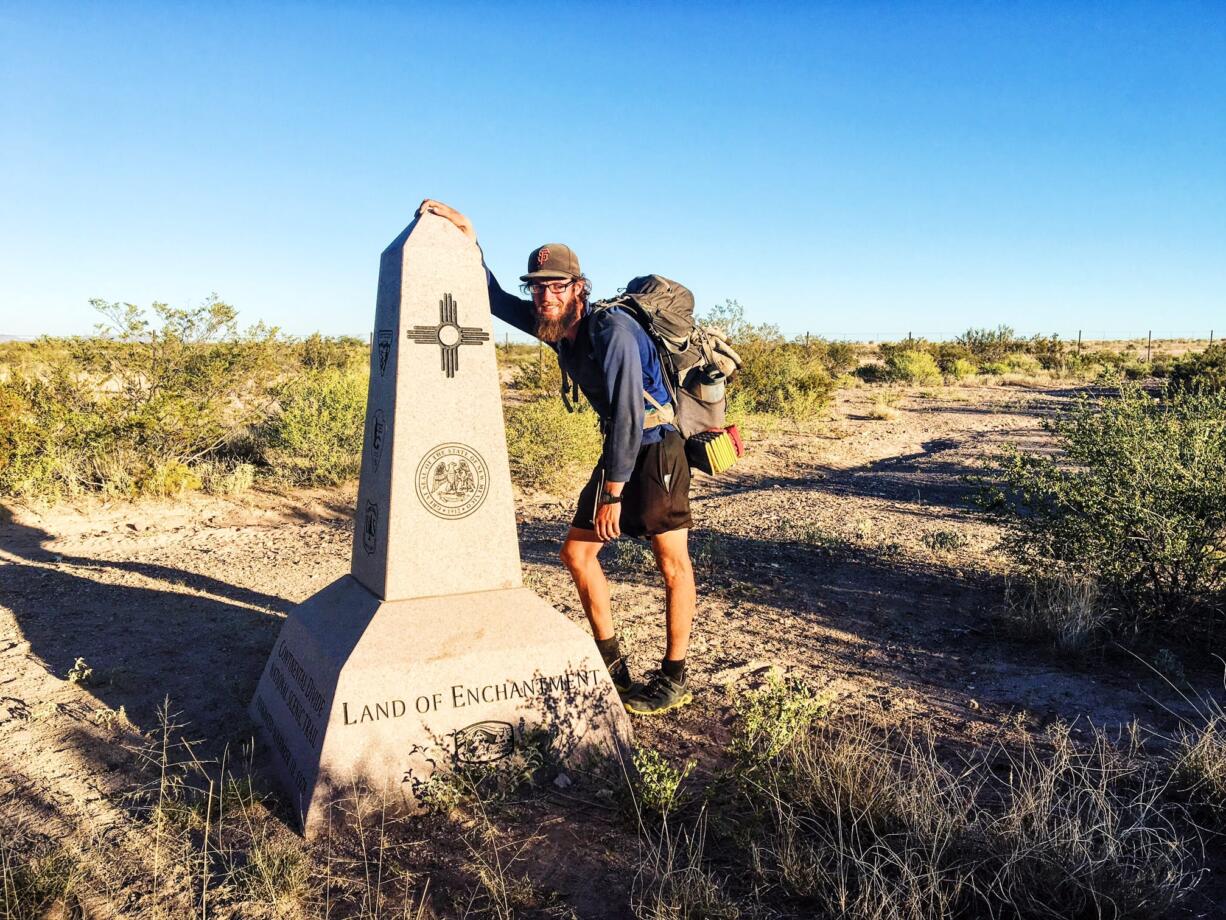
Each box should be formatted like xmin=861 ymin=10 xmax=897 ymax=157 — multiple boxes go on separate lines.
xmin=560 ymin=539 xmax=595 ymax=572
xmin=655 ymin=545 xmax=694 ymax=585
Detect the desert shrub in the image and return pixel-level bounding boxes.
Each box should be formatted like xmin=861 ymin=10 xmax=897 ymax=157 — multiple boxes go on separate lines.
xmin=947 ymin=357 xmax=977 ymax=380
xmin=510 ymin=349 xmax=562 ymax=395
xmin=956 ymin=325 xmax=1020 ymax=362
xmin=885 ymin=349 xmax=941 ymax=385
xmin=980 ymin=360 xmax=1009 ymax=376
xmin=854 ymin=361 xmax=889 ymax=383
xmin=804 ymin=338 xmax=859 ymax=377
xmin=0 ymin=369 xmax=96 ymax=497
xmin=257 ymin=366 xmax=367 ymax=485
xmin=298 ymin=332 xmax=365 ymax=370
xmin=504 ymin=396 xmax=601 ymax=493
xmin=0 ymin=299 xmax=282 ymax=499
xmin=933 ymin=342 xmax=971 ymax=373
xmin=727 ymin=341 xmax=834 ymax=421
xmin=1169 ymin=343 xmax=1226 ymax=393
xmin=1003 ymin=352 xmax=1041 ymax=375
xmin=991 ymin=383 xmax=1226 ymax=633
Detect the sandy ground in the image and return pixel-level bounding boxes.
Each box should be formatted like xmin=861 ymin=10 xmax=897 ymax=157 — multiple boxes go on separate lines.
xmin=2 ymin=383 xmax=1224 ymax=917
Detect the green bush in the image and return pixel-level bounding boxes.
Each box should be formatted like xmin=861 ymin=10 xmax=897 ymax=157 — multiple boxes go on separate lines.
xmin=956 ymin=325 xmax=1020 ymax=361
xmin=947 ymin=357 xmax=978 ymax=380
xmin=992 ymin=383 xmax=1226 ymax=632
xmin=885 ymin=349 xmax=941 ymax=385
xmin=509 ymin=349 xmax=562 ymax=395
xmin=807 ymin=338 xmax=859 ymax=377
xmin=504 ymin=397 xmax=601 ymax=493
xmin=1003 ymin=352 xmax=1041 ymax=375
xmin=0 ymin=298 xmax=282 ymax=499
xmin=727 ymin=341 xmax=835 ymax=421
xmin=934 ymin=342 xmax=972 ymax=373
xmin=980 ymin=360 xmax=1009 ymax=376
xmin=1169 ymin=344 xmax=1226 ymax=393
xmin=257 ymin=367 xmax=367 ymax=485
xmin=298 ymin=333 xmax=365 ymax=370
xmin=630 ymin=747 xmax=694 ymax=818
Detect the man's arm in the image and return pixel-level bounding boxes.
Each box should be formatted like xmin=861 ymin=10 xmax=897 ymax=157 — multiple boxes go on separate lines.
xmin=418 ymin=199 xmax=538 ymax=339
xmin=591 ymin=312 xmax=646 ymax=485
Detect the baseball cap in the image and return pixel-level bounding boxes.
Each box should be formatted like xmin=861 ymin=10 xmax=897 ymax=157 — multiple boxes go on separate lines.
xmin=520 ymin=243 xmax=581 ymax=282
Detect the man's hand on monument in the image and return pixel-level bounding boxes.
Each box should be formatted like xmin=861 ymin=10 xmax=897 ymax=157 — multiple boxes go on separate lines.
xmin=418 ymin=199 xmax=477 ymax=241
xmin=594 ymin=501 xmax=622 ymax=542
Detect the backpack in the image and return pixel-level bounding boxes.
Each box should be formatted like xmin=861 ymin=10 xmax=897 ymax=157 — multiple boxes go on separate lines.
xmin=563 ymin=274 xmax=743 ymax=439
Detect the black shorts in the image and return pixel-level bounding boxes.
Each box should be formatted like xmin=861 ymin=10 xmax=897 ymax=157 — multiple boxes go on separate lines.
xmin=572 ymin=429 xmax=693 ymax=538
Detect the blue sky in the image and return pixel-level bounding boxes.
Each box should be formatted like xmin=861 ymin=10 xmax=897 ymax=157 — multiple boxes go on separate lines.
xmin=1 ymin=2 xmax=1223 ymax=342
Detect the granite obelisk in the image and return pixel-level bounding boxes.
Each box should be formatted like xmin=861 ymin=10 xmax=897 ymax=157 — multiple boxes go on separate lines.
xmin=250 ymin=213 xmax=632 ymax=835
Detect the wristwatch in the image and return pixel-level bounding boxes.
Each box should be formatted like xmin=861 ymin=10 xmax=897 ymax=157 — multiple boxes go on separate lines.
xmin=597 ymin=492 xmax=622 ymax=506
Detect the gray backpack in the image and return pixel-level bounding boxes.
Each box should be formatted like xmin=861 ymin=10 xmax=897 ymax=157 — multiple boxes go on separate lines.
xmin=569 ymin=275 xmax=742 ymax=438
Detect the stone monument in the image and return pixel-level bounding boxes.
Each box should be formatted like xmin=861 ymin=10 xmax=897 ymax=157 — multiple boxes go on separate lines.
xmin=249 ymin=213 xmax=633 ymax=835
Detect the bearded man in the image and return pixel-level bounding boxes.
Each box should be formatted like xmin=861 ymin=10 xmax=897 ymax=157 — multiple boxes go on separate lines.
xmin=417 ymin=199 xmax=696 ymax=717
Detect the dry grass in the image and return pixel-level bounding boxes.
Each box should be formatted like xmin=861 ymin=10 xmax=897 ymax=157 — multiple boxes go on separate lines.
xmin=1005 ymin=572 xmax=1110 ymax=653
xmin=666 ymin=677 xmax=1205 ymax=920
xmin=866 ymin=390 xmax=901 ymax=420
xmin=0 ymin=825 xmax=85 ymax=920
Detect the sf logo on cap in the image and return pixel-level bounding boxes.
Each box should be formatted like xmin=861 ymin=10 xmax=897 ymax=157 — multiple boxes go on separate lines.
xmin=537 ymin=247 xmax=551 ymax=266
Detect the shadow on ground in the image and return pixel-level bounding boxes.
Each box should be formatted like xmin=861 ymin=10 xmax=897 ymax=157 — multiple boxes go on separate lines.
xmin=0 ymin=510 xmax=290 ymax=744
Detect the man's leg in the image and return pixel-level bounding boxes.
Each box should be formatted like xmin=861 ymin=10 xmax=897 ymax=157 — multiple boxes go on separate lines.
xmin=560 ymin=527 xmax=633 ymax=696
xmin=650 ymin=528 xmax=696 ymax=661
xmin=624 ymin=527 xmax=696 ymax=716
xmin=559 ymin=527 xmax=613 ymax=639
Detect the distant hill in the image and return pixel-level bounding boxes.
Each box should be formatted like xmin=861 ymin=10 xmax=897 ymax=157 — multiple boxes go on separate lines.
xmin=0 ymin=335 xmax=31 ymax=342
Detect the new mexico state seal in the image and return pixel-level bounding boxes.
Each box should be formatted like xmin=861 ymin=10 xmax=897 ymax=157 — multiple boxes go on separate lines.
xmin=415 ymin=443 xmax=489 ymax=520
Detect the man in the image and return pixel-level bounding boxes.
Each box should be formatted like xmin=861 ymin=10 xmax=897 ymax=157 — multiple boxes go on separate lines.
xmin=418 ymin=199 xmax=695 ymax=716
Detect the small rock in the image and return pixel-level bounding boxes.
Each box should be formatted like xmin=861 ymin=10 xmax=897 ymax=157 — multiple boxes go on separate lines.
xmin=968 ymin=699 xmax=980 ymax=711
xmin=553 ymin=772 xmax=572 ymax=789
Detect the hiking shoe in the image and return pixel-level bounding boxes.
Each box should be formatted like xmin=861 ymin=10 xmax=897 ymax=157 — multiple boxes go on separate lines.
xmin=607 ymin=657 xmax=634 ymax=700
xmin=624 ymin=672 xmax=692 ymax=716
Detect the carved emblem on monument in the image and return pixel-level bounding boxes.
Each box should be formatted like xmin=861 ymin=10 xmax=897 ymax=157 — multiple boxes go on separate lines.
xmin=455 ymin=721 xmax=515 ymax=763
xmin=406 ymin=293 xmax=490 ymax=378
xmin=415 ymin=443 xmax=489 ymax=519
xmin=362 ymin=501 xmax=378 ymax=554
xmin=370 ymin=410 xmax=386 ymax=471
xmin=377 ymin=330 xmax=393 ymax=377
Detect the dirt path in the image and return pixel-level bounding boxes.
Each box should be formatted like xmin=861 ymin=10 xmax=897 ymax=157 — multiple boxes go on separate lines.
xmin=2 ymin=384 xmax=1222 ymax=916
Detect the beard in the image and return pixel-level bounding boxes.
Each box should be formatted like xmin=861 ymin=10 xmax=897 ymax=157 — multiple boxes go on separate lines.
xmin=534 ymin=297 xmax=582 ymax=343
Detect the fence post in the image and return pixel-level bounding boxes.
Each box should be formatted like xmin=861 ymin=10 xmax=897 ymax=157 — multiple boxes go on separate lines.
xmin=1147 ymin=330 xmax=1152 ymax=364
xmin=1076 ymin=330 xmax=1082 ymax=354
xmin=1211 ymin=330 xmax=1215 ymax=347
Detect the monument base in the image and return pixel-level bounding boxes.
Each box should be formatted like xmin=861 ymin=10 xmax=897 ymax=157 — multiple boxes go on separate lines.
xmin=249 ymin=576 xmax=633 ymax=835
